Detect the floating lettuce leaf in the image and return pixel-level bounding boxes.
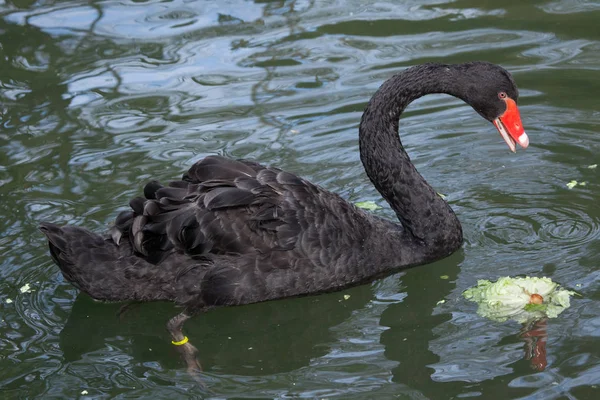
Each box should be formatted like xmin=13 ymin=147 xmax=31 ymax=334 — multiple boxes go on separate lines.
xmin=567 ymin=180 xmax=587 ymax=189
xmin=463 ymin=277 xmax=576 ymax=323
xmin=355 ymin=201 xmax=382 ymax=211
xmin=19 ymin=283 xmax=32 ymax=293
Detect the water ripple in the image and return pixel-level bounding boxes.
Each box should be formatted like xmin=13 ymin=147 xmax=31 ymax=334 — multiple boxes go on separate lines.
xmin=540 ymin=0 xmax=600 ymax=14
xmin=468 ymin=201 xmax=599 ymax=256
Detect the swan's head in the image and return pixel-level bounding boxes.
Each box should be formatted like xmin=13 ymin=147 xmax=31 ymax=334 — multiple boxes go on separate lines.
xmin=459 ymin=62 xmax=529 ymax=153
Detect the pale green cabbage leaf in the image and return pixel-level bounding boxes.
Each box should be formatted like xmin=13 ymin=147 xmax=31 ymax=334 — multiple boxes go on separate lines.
xmin=354 ymin=201 xmax=382 ymax=211
xmin=463 ymin=277 xmax=576 ymax=323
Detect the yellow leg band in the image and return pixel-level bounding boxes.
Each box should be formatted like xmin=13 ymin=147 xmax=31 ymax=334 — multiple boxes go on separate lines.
xmin=171 ymin=336 xmax=189 ymax=346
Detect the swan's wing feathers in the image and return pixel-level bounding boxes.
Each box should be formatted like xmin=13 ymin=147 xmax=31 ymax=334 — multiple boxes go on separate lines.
xmin=143 ymin=180 xmax=163 ymax=199
xmin=275 ymin=170 xmax=304 ymax=186
xmin=202 ymin=186 xmax=256 ymax=210
xmin=234 ymin=176 xmax=263 ymax=192
xmin=112 ymin=155 xmax=317 ymax=263
xmin=129 ymin=196 xmax=145 ymax=214
xmin=166 ymin=210 xmax=208 ymax=254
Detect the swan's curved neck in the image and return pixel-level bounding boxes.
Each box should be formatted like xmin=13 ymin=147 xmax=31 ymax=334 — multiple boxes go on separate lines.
xmin=359 ymin=63 xmax=464 ymax=252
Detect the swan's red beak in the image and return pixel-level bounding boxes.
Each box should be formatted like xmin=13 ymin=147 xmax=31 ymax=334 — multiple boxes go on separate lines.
xmin=493 ymin=98 xmax=529 ymax=153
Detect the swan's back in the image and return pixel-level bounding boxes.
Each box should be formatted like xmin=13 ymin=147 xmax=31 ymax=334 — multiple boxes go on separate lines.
xmin=119 ymin=156 xmax=408 ymax=306
xmin=43 ymin=155 xmax=405 ymax=309
xmin=121 ymin=156 xmax=372 ymax=264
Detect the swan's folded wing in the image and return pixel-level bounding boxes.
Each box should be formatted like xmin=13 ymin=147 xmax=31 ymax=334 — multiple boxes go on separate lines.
xmin=111 ymin=155 xmax=312 ymax=263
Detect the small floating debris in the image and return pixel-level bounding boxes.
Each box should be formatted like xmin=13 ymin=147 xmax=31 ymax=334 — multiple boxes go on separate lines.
xmin=81 ymin=390 xmax=88 ymax=395
xmin=566 ymin=180 xmax=586 ymax=189
xmin=343 ymin=294 xmax=351 ymax=300
xmin=436 ymin=299 xmax=446 ymax=305
xmin=19 ymin=283 xmax=33 ymax=294
xmin=355 ymin=201 xmax=382 ymax=211
xmin=463 ymin=276 xmax=576 ymax=323
xmin=440 ymin=275 xmax=449 ymax=280
xmin=437 ymin=192 xmax=447 ymax=200
xmin=5 ymin=298 xmax=13 ymax=304
xmin=587 ymin=164 xmax=597 ymax=169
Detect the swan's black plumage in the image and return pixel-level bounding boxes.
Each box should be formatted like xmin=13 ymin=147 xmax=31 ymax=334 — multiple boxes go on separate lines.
xmin=41 ymin=62 xmax=521 ymax=312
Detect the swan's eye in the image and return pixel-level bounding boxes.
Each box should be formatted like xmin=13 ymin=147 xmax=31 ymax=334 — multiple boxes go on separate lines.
xmin=498 ymin=92 xmax=507 ymax=99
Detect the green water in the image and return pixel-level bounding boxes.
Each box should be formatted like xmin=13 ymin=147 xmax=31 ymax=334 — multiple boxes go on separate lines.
xmin=1 ymin=0 xmax=599 ymax=398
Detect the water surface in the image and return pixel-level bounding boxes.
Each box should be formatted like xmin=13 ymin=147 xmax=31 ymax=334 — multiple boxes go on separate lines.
xmin=1 ymin=0 xmax=599 ymax=398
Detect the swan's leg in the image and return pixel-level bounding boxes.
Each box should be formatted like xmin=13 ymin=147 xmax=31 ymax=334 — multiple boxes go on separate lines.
xmin=167 ymin=312 xmax=202 ymax=374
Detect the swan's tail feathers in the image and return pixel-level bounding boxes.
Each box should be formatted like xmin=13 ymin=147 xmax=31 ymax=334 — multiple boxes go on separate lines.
xmin=39 ymin=222 xmax=176 ymax=302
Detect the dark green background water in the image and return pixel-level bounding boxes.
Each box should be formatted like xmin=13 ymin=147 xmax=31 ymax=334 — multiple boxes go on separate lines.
xmin=1 ymin=0 xmax=599 ymax=398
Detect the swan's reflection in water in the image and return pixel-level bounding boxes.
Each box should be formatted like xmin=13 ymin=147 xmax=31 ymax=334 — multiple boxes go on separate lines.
xmin=520 ymin=318 xmax=548 ymax=372
xmin=59 ymin=284 xmax=374 ymax=375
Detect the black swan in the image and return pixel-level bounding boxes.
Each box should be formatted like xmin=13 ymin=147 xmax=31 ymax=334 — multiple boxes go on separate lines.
xmin=40 ymin=62 xmax=528 ymax=369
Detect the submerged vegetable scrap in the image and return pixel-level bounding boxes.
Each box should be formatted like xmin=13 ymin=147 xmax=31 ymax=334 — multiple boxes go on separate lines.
xmin=19 ymin=283 xmax=33 ymax=294
xmin=463 ymin=277 xmax=576 ymax=323
xmin=566 ymin=180 xmax=586 ymax=189
xmin=354 ymin=201 xmax=382 ymax=211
